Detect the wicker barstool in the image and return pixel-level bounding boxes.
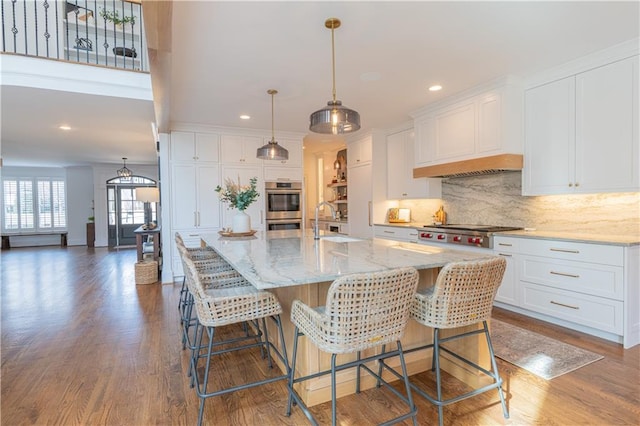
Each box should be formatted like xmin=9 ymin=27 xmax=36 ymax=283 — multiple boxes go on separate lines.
xmin=182 ymin=255 xmax=290 ymax=426
xmin=286 ymin=267 xmax=419 ymax=426
xmin=383 ymin=257 xmax=509 ymax=426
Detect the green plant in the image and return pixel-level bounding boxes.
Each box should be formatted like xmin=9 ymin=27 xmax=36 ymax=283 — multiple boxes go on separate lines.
xmin=215 ymin=177 xmax=259 ymax=211
xmin=88 ymin=216 xmax=95 ymax=222
xmin=99 ymin=8 xmax=136 ymax=26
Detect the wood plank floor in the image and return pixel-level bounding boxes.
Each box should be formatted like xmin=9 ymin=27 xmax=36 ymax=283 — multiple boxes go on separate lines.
xmin=2 ymin=246 xmax=638 ymax=425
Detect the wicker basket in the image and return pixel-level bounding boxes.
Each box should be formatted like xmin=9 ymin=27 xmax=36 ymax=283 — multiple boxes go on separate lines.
xmin=135 ymin=261 xmax=158 ymax=285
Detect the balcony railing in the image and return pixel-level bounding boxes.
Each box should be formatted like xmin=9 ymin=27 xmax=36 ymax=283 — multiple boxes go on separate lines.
xmin=1 ymin=0 xmax=148 ymax=72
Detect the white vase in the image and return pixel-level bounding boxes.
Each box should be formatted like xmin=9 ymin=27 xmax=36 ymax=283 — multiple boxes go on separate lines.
xmin=232 ymin=210 xmax=251 ymax=233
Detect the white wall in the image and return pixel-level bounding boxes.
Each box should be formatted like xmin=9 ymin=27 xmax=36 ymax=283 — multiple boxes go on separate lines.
xmin=66 ymin=166 xmax=94 ymax=246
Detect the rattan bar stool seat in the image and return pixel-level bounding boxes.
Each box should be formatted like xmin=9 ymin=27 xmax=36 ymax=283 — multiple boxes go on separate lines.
xmin=286 ymin=267 xmax=419 ymax=426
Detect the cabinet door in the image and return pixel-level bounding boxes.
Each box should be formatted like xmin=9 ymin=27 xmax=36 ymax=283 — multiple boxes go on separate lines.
xmin=347 ymin=163 xmax=373 ymax=238
xmin=171 ymin=131 xmax=196 ymax=162
xmin=575 ymin=57 xmax=639 ymax=192
xmin=434 ymin=101 xmax=476 ymax=160
xmin=220 ymin=166 xmax=264 ymax=230
xmin=171 ymin=164 xmax=197 ymax=228
xmin=494 ymin=252 xmax=518 ymax=305
xmin=348 ymin=136 xmax=372 ymax=166
xmin=387 ymin=129 xmax=442 ymax=199
xmin=523 ymin=77 xmax=575 ymax=195
xmin=221 ymin=135 xmax=263 ymax=164
xmin=265 ymin=137 xmax=303 ymax=167
xmin=414 ymin=116 xmax=435 ymax=167
xmin=195 ymin=133 xmax=220 ymax=162
xmin=477 ymin=92 xmax=502 ymax=154
xmin=196 ymin=165 xmax=221 ymax=228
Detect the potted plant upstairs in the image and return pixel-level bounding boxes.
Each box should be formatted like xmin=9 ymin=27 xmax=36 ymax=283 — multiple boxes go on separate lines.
xmin=215 ymin=177 xmax=259 ymax=234
xmin=99 ymin=8 xmax=137 ymax=58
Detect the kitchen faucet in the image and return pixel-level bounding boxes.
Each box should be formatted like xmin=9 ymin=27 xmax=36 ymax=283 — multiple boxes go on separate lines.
xmin=314 ymin=201 xmax=336 ymax=240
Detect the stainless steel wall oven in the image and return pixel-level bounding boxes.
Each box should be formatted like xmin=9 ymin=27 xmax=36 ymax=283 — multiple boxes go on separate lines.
xmin=265 ymin=181 xmax=302 ymax=230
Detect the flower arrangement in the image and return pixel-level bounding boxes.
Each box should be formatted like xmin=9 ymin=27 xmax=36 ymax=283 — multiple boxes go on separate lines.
xmin=215 ymin=176 xmax=259 ymax=211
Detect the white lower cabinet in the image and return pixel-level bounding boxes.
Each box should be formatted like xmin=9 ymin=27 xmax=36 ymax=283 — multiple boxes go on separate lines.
xmin=493 ymin=235 xmax=639 ymax=348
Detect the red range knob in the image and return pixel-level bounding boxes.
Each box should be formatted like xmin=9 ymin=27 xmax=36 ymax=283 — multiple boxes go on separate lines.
xmin=437 ymin=234 xmax=446 ymax=240
xmin=468 ymin=237 xmax=475 ymax=243
xmin=453 ymin=236 xmax=461 ymax=242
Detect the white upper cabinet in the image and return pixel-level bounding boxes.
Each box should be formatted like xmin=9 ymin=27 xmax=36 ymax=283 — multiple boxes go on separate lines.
xmin=170 ymin=163 xmax=221 ymax=230
xmin=523 ymin=56 xmax=639 ymax=195
xmin=220 ymin=134 xmax=263 ymax=164
xmin=261 ymin=137 xmax=303 ymax=167
xmin=386 ymin=129 xmax=441 ymax=199
xmin=411 ymin=78 xmax=523 ymax=168
xmin=171 ymin=131 xmax=220 ymax=162
xmin=347 ymin=136 xmax=373 ymax=167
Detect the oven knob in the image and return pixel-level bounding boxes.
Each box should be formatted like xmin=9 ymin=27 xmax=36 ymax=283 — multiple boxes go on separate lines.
xmin=468 ymin=237 xmax=475 ymax=244
xmin=453 ymin=236 xmax=461 ymax=242
xmin=476 ymin=237 xmax=483 ymax=244
xmin=437 ymin=234 xmax=446 ymax=240
xmin=426 ymin=233 xmax=433 ymax=239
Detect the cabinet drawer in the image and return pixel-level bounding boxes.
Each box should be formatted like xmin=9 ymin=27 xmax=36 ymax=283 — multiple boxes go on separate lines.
xmin=517 ymin=238 xmax=623 ymax=265
xmin=493 ymin=236 xmax=520 ymax=253
xmin=374 ymin=226 xmax=419 ymax=242
xmin=521 ymin=282 xmax=623 ymax=334
xmin=520 ymin=256 xmax=623 ymax=300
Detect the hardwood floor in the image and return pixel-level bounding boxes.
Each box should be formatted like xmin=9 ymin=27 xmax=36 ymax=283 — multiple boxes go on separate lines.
xmin=2 ymin=246 xmax=639 ymax=425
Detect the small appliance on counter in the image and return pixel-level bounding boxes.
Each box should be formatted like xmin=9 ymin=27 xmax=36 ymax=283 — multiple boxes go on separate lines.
xmin=388 ymin=208 xmax=411 ymax=223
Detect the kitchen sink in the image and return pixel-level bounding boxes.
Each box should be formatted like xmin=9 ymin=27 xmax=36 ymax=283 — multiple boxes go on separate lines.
xmin=321 ymin=236 xmax=363 ymax=243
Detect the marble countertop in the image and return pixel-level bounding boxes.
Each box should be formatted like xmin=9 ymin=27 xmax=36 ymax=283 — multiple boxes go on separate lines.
xmin=374 ymin=222 xmax=639 ymax=246
xmin=200 ymin=230 xmax=493 ymax=289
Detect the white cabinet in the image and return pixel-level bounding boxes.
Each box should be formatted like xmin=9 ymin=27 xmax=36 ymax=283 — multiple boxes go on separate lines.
xmin=374 ymin=225 xmax=419 ymax=243
xmin=412 ymin=79 xmax=523 ymax=168
xmin=347 ymin=136 xmax=373 ymax=167
xmin=171 ymin=164 xmax=221 ymax=230
xmin=493 ymin=237 xmax=519 ymax=305
xmin=220 ymin=166 xmax=264 ymax=231
xmin=171 ymin=131 xmax=220 ymax=162
xmin=493 ymin=235 xmax=639 ymax=348
xmin=220 ymin=134 xmax=263 ymax=164
xmin=386 ymin=129 xmax=442 ymax=199
xmin=523 ymin=56 xmax=639 ymax=195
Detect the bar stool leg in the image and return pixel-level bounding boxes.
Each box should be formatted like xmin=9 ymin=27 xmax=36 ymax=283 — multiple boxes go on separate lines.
xmin=331 ymin=354 xmax=338 ymax=426
xmin=434 ymin=328 xmax=444 ymax=426
xmin=286 ymin=327 xmax=300 ymax=416
xmin=484 ymin=321 xmax=509 ymax=419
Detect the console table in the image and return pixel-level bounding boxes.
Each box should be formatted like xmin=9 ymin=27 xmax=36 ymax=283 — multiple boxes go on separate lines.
xmin=133 ymin=225 xmax=161 ymax=267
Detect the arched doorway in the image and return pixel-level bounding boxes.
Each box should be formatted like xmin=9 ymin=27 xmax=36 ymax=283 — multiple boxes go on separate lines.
xmin=106 ymin=176 xmax=157 ymax=247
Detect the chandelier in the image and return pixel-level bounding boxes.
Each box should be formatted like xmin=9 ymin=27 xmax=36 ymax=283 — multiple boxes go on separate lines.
xmin=256 ymin=89 xmax=289 ymax=160
xmin=117 ymin=157 xmax=133 ymax=178
xmin=309 ymin=18 xmax=361 ymax=135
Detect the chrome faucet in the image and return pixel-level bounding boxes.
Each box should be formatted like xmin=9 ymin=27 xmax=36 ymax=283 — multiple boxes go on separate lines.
xmin=314 ymin=201 xmax=336 ymax=240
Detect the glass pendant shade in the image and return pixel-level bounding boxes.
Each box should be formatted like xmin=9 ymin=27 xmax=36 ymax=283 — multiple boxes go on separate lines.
xmin=310 ymin=100 xmax=361 ymax=135
xmin=309 ymin=18 xmax=360 ymax=135
xmin=257 ymin=89 xmax=289 ymax=160
xmin=257 ymin=140 xmax=289 ymax=161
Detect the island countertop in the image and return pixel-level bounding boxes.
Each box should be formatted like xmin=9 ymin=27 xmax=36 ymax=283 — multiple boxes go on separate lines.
xmin=200 ymin=230 xmax=493 ymax=289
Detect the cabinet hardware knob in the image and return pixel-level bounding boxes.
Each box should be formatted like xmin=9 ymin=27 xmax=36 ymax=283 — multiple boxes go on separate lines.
xmin=568 ymin=183 xmax=573 ymax=187
xmin=575 ymin=182 xmax=580 ymax=187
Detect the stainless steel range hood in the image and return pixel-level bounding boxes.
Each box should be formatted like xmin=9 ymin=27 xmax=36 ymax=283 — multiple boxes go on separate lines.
xmin=413 ymin=154 xmax=523 ymax=178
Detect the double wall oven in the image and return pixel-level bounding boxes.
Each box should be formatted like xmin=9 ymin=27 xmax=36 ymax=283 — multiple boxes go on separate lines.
xmin=265 ymin=181 xmax=303 ymax=231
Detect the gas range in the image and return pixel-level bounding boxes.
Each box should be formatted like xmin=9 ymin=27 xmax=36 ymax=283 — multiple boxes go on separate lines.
xmin=418 ymin=224 xmax=523 ymax=249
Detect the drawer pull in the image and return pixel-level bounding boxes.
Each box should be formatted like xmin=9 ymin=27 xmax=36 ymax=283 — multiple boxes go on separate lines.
xmin=550 ymin=300 xmax=580 ymax=310
xmin=550 ymin=271 xmax=580 ymax=278
xmin=498 ymin=242 xmax=513 ymax=247
xmin=497 ymin=253 xmax=512 ymax=257
xmin=384 ymin=230 xmax=395 ymax=234
xmin=550 ymin=248 xmax=580 ymax=254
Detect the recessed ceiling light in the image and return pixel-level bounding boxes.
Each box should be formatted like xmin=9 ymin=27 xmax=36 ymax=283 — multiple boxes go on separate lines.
xmin=240 ymin=115 xmax=250 ymax=120
xmin=59 ymin=125 xmax=71 ymax=130
xmin=428 ymin=85 xmax=442 ymax=92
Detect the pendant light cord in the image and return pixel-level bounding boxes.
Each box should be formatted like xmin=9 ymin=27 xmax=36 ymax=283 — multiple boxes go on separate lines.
xmin=330 ymin=22 xmax=337 ymax=103
xmin=270 ymin=90 xmax=276 ymax=142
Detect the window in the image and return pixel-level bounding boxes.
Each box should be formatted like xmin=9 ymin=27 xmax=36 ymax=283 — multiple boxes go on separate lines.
xmin=2 ymin=177 xmax=67 ymax=232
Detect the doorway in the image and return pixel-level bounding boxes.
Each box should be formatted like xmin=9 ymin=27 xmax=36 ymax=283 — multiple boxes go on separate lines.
xmin=106 ymin=176 xmax=157 ymax=247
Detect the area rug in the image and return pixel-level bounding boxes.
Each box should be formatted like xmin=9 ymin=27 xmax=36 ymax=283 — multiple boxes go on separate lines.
xmin=490 ymin=319 xmax=604 ymax=380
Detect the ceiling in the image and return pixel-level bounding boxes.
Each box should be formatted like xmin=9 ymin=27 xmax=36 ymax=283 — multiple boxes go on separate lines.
xmin=2 ymin=1 xmax=638 ymax=168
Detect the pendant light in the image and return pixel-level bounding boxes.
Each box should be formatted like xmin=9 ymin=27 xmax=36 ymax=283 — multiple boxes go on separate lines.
xmin=309 ymin=18 xmax=361 ymax=135
xmin=117 ymin=157 xmax=132 ymax=178
xmin=257 ymin=89 xmax=289 ymax=160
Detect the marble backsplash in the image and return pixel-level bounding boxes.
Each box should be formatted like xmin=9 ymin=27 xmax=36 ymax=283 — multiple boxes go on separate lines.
xmin=398 ymin=172 xmax=640 ymax=236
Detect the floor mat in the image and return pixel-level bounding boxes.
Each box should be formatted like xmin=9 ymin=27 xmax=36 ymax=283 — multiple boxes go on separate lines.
xmin=490 ymin=319 xmax=604 ymax=380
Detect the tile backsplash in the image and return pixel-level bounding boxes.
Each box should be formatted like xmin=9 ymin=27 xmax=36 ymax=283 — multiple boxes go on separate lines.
xmin=399 ymin=172 xmax=640 ymax=236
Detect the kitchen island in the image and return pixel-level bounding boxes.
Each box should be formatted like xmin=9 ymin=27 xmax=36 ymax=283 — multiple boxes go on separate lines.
xmin=200 ymin=230 xmax=497 ymax=406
